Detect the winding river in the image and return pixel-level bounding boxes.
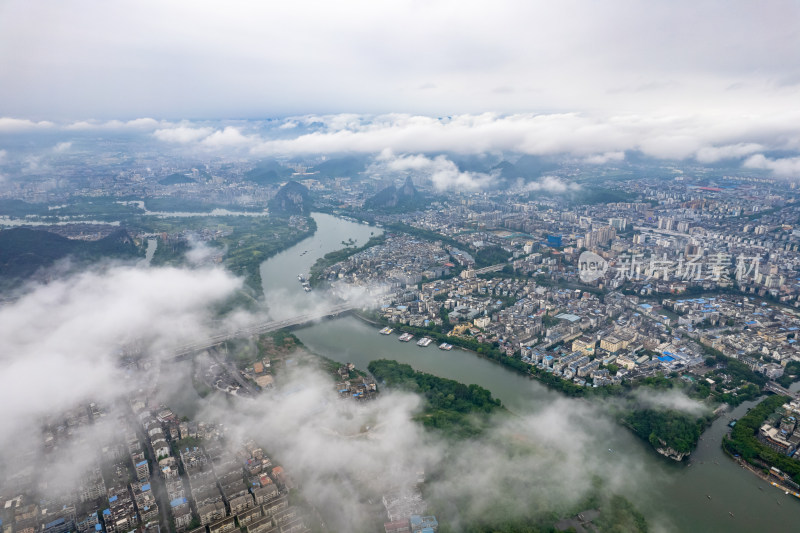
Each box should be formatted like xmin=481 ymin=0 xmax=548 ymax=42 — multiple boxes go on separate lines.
xmin=259 ymin=213 xmax=800 ymax=532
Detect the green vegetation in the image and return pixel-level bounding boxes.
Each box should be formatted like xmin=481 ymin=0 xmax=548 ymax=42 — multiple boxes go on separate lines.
xmin=381 ymin=222 xmax=463 ymax=250
xmin=593 ymin=494 xmax=649 ymax=533
xmin=158 ymin=173 xmax=196 ymax=186
xmin=308 ymin=233 xmax=386 ymax=286
xmin=359 ymin=313 xmax=709 ymax=457
xmin=723 ymin=394 xmax=800 ymax=481
xmin=624 ymin=409 xmax=711 ymax=455
xmin=0 ymin=227 xmax=141 ymax=286
xmin=0 ymin=196 xmax=314 ymax=297
xmin=222 ymin=216 xmax=315 ymax=292
xmin=223 ymin=331 xmax=303 ymax=370
xmin=709 ymin=353 xmax=767 ymax=387
xmin=473 ymin=245 xmax=512 ymax=268
xmin=150 ymin=239 xmax=190 ymax=266
xmin=269 ymin=181 xmax=312 ymax=215
xmin=702 ymin=351 xmax=767 ymax=406
xmin=368 ymin=359 xmax=503 ymax=438
xmin=568 ymin=187 xmax=637 ymax=205
xmin=0 ymin=199 xmax=51 ymax=217
xmin=363 ymin=177 xmax=425 ymax=212
xmin=147 ymin=215 xmax=316 ymax=294
xmin=776 ymin=360 xmax=800 ymax=388
xmin=144 ymin=197 xmax=261 ymax=212
xmin=244 ymin=159 xmax=293 ymax=185
xmin=311 ymin=155 xmax=367 ymax=178
xmin=48 ymin=197 xmax=146 ymax=220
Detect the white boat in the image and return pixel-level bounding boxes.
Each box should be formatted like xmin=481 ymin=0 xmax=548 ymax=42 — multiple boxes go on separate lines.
xmin=398 ymin=332 xmax=414 ymax=342
xmin=417 ymin=337 xmax=432 ymax=347
xmin=379 ymin=327 xmax=393 ymax=335
xmin=438 ymin=342 xmax=453 ymax=350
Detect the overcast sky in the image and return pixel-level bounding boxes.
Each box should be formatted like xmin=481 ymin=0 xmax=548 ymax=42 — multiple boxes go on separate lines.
xmin=1 ymin=0 xmax=799 ymax=120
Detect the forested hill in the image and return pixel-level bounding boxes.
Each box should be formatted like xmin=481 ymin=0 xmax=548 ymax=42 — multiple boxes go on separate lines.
xmin=0 ymin=227 xmax=139 ymax=281
xmin=269 ymin=180 xmax=311 ymax=215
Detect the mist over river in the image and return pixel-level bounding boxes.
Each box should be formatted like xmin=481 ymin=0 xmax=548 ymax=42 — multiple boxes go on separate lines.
xmin=259 ymin=213 xmax=800 ymax=532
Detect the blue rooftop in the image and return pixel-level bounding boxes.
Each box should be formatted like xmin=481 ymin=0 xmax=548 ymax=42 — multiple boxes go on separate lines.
xmin=141 ymin=483 xmax=150 ymax=491
xmin=108 ymin=496 xmax=117 ymax=503
xmin=170 ymin=497 xmax=188 ymax=508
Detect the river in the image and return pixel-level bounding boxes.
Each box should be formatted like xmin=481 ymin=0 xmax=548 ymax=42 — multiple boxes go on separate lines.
xmin=260 ymin=213 xmax=800 ymax=532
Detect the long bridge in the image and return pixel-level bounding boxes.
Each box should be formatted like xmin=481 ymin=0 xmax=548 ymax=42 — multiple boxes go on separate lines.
xmin=171 ymin=302 xmax=358 ymax=360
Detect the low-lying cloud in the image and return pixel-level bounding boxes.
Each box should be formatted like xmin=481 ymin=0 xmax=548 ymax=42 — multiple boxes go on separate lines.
xmin=195 ymin=362 xmax=651 ymax=531
xmin=744 ymin=153 xmax=800 ymax=178
xmin=375 ymin=150 xmax=494 ymax=192
xmin=0 ymin=117 xmax=54 ymax=131
xmin=0 ymin=258 xmax=679 ymax=529
xmin=632 ymin=389 xmax=710 ymax=417
xmin=522 ymin=175 xmax=580 ymax=193
xmin=153 ymin=125 xmax=214 ymax=143
xmin=3 ymin=111 xmax=800 ymax=178
xmin=0 ymin=264 xmax=241 ymax=460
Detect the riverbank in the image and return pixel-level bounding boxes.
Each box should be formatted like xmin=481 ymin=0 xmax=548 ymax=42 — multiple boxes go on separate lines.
xmin=294 ymin=312 xmax=800 ymax=532
xmin=726 ymin=450 xmax=800 ymax=501
xmin=352 ymin=310 xmax=710 ymax=461
xmin=266 ymin=213 xmax=800 ymax=531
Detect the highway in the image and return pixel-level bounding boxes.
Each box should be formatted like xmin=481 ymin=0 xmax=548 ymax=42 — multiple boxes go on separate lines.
xmin=171 ymin=302 xmax=358 ymax=360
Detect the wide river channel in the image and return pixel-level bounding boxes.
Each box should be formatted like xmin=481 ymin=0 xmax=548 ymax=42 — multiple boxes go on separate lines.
xmin=260 ymin=213 xmax=800 ymax=532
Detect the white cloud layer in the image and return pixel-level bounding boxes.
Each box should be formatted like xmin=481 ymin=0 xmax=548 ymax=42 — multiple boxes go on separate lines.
xmin=5 ymin=110 xmax=800 ymax=179
xmin=0 ymin=265 xmax=241 ymax=456
xmin=153 ymin=125 xmax=214 ymax=143
xmin=523 ymin=175 xmax=580 ymax=193
xmin=65 ymin=118 xmax=162 ymax=130
xmin=0 ymin=117 xmax=54 ymax=131
xmin=744 ymin=154 xmax=800 ymax=178
xmin=195 ymin=362 xmax=652 ymax=530
xmin=0 ymin=1 xmax=798 ymax=119
xmin=584 ymin=151 xmax=625 ymax=165
xmin=695 ymin=143 xmax=764 ymax=163
xmin=376 ymin=150 xmax=494 ymax=191
xmin=249 ymin=113 xmax=800 ymax=176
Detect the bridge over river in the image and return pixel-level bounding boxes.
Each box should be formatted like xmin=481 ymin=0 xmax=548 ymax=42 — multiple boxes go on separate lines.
xmin=765 ymin=380 xmax=796 ymax=397
xmin=170 ymin=302 xmax=359 ymax=360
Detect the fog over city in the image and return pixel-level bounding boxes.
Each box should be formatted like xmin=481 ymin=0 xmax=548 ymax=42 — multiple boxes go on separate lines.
xmin=3 ymin=1 xmax=800 ymax=532
xmin=0 ymin=261 xmax=692 ymax=532
xmin=0 ymin=245 xmax=719 ymax=531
